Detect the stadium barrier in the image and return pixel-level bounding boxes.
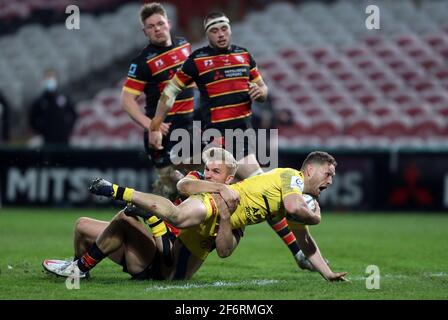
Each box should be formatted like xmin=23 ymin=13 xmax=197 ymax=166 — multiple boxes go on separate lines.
xmin=0 ymin=146 xmax=447 ymax=212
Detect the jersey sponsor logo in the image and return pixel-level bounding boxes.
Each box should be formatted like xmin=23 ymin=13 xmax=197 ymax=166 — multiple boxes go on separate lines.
xmin=204 ymin=59 xmax=214 ymax=67
xmin=181 ymin=47 xmax=190 ymax=57
xmin=128 ymin=63 xmax=137 ymax=76
xmin=245 ymin=207 xmax=264 ymax=223
xmin=290 ymin=176 xmax=304 ymax=191
xmin=171 ymin=53 xmax=180 ymax=63
xmin=213 ymin=71 xmax=225 ymax=81
xmin=234 ymin=55 xmax=245 ymax=63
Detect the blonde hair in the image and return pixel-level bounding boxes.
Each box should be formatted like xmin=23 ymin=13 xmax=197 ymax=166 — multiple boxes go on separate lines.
xmin=202 ymin=147 xmax=238 ymax=176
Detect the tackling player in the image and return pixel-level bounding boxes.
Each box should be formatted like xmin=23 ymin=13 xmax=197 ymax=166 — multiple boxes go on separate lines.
xmin=89 ymin=150 xmax=347 ymax=281
xmin=42 ymin=148 xmax=241 ymax=280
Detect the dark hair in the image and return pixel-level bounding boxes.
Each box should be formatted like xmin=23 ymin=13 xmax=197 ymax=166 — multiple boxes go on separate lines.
xmin=301 ymin=151 xmax=337 ymax=170
xmin=140 ymin=2 xmax=167 ymax=25
xmin=203 ymin=11 xmax=227 ymax=29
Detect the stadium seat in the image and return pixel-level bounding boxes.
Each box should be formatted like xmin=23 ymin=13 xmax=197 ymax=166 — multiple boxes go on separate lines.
xmin=409 ymin=116 xmax=445 ymax=139
xmin=344 ymin=116 xmax=379 ymax=139
xmin=376 ymin=116 xmax=412 ymax=140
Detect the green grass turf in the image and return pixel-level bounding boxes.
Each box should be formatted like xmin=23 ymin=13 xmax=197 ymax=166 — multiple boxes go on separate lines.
xmin=0 ymin=208 xmax=447 ymax=300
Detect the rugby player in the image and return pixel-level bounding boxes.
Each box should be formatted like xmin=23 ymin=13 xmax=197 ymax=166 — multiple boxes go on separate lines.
xmin=121 ymin=2 xmax=196 ymax=200
xmin=89 ymin=150 xmax=347 ymax=281
xmin=42 ymin=148 xmax=240 ymax=280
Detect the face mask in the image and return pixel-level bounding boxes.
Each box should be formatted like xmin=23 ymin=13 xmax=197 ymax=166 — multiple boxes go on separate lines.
xmin=44 ymin=78 xmax=58 ymax=92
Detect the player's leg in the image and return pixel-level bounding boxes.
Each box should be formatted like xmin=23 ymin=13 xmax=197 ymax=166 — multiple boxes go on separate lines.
xmin=88 ymin=178 xmax=208 ymax=228
xmin=265 ymin=214 xmax=303 ymax=267
xmin=73 ymin=217 xmax=124 ymax=264
xmin=44 ymin=210 xmax=161 ymax=278
xmin=98 ymin=211 xmax=166 ymax=278
xmin=169 ymin=238 xmax=205 ymax=280
xmin=236 ymin=153 xmax=264 ymax=179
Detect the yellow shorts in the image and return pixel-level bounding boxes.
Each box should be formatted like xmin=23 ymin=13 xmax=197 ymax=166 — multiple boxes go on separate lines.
xmin=178 ymin=193 xmax=219 ymax=261
xmin=178 ymin=228 xmax=215 ymax=261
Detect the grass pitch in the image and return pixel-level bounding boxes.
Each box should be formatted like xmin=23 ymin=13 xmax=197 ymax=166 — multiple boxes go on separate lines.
xmin=0 ymin=208 xmax=447 ymax=300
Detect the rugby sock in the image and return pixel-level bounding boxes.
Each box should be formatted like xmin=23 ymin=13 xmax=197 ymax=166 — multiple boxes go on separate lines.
xmin=77 ymin=242 xmax=107 ymax=273
xmin=268 ymin=217 xmax=300 ymax=257
xmin=146 ymin=215 xmax=168 ymax=237
xmin=146 ymin=215 xmax=174 ymax=266
xmin=112 ymin=184 xmax=134 ymax=202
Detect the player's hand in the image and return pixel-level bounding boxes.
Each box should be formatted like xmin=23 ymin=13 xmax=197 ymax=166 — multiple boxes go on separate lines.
xmin=160 ymin=122 xmax=171 ymax=136
xmin=219 ymin=186 xmax=240 ymax=212
xmin=326 ymin=272 xmax=349 ymax=282
xmin=314 ymin=201 xmax=321 ymax=222
xmin=149 ymin=130 xmax=163 ymax=150
xmin=248 ymin=82 xmax=262 ymax=101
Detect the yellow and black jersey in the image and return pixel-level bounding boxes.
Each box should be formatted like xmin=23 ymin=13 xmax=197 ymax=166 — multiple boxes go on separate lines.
xmin=172 ymin=44 xmax=263 ymax=132
xmin=123 ymin=37 xmax=194 ymax=129
xmin=229 ymin=168 xmax=304 ymax=229
xmin=195 ymin=168 xmax=304 ymax=238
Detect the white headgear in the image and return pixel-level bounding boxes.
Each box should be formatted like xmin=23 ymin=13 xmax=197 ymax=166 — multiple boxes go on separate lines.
xmin=204 ymin=16 xmax=230 ymax=33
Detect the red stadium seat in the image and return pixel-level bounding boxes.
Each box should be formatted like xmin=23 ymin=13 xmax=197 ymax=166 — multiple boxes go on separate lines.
xmin=394 ymin=35 xmax=416 ymax=48
xmin=309 ymin=117 xmax=343 ymax=140
xmin=401 ymin=104 xmax=430 ymax=118
xmin=364 ymin=35 xmax=384 ymax=47
xmin=331 ymin=104 xmax=362 ymax=118
xmin=344 ymin=46 xmax=368 ymax=59
xmin=377 ymin=116 xmax=411 ymax=139
xmin=356 ymin=92 xmax=378 ymax=106
xmin=278 ymin=48 xmax=300 ymax=59
xmin=434 ymin=104 xmax=448 ymax=118
xmin=409 ymin=117 xmax=445 ymax=138
xmin=344 ymin=116 xmax=379 ymax=138
xmin=367 ymin=104 xmax=397 ymax=118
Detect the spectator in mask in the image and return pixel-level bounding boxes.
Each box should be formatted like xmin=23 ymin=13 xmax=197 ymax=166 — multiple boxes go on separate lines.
xmin=29 ymin=69 xmax=77 ymax=145
xmin=0 ymin=90 xmax=10 ymax=142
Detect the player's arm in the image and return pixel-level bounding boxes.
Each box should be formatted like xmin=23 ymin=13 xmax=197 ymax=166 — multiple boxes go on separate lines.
xmin=248 ymin=77 xmax=268 ymax=103
xmin=248 ymin=53 xmax=268 ymax=102
xmin=122 ymin=61 xmax=170 ymax=135
xmin=215 ymin=197 xmax=243 ymax=258
xmin=149 ymin=62 xmax=195 ymax=149
xmin=150 ymin=78 xmax=184 ymax=131
xmin=177 ymin=175 xmax=240 ymax=211
xmin=292 ymin=222 xmax=348 ymax=282
xmin=121 ymin=90 xmax=151 ymax=129
xmin=283 ymin=193 xmax=321 ymax=225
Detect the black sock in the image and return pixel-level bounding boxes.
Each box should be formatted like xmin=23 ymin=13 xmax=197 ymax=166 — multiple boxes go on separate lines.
xmin=77 ymin=242 xmax=107 ymax=273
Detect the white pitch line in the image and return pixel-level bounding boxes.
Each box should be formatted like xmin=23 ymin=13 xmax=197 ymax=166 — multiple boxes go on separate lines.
xmin=347 ymin=273 xmax=448 ymax=281
xmin=146 ymin=279 xmax=281 ymax=291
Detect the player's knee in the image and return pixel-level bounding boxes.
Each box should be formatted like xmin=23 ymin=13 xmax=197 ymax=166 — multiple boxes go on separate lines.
xmin=114 ymin=211 xmax=138 ymax=226
xmin=74 ymin=217 xmax=91 ymax=236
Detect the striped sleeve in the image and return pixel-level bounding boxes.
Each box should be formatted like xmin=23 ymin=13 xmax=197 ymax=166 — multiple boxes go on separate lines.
xmin=175 ymin=55 xmax=197 ymax=87
xmin=123 ymin=58 xmax=151 ymax=95
xmin=248 ymin=52 xmax=262 ymax=83
xmin=184 ymin=171 xmax=204 ymax=180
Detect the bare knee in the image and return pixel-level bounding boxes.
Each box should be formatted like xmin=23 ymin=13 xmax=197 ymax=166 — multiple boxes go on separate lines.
xmin=112 ymin=211 xmax=139 ymax=228
xmin=74 ymin=217 xmax=92 ymax=236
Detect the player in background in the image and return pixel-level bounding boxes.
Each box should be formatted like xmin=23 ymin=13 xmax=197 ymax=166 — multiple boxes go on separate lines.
xmin=147 ymin=11 xmax=310 ymax=271
xmin=121 ymin=2 xmax=195 ymax=201
xmin=42 ymin=148 xmax=241 ymax=280
xmin=89 ymin=150 xmax=347 ymax=281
